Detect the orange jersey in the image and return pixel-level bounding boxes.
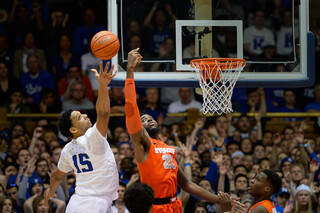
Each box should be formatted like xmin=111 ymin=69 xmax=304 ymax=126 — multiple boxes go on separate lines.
xmin=137 ymin=138 xmax=178 ymax=198
xmin=248 ymin=200 xmax=277 ymax=213
xmin=137 ymin=138 xmax=182 ymax=213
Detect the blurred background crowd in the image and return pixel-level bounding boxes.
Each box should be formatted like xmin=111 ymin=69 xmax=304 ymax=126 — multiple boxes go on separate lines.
xmin=0 ymin=0 xmax=320 ymax=213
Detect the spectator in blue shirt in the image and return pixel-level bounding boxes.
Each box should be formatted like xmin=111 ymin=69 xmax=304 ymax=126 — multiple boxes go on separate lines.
xmin=19 ymin=54 xmax=55 ymax=107
xmin=72 ymin=8 xmax=104 ymax=56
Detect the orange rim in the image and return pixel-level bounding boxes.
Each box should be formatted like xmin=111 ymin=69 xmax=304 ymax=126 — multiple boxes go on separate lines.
xmin=191 ymin=58 xmax=246 ymax=81
xmin=190 ymin=58 xmax=246 ymax=69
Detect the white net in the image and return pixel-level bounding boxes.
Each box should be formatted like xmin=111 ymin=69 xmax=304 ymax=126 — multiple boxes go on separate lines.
xmin=191 ymin=58 xmax=245 ymax=115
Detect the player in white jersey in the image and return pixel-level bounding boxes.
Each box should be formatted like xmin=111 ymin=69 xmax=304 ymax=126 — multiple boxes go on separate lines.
xmin=44 ymin=61 xmax=119 ymax=213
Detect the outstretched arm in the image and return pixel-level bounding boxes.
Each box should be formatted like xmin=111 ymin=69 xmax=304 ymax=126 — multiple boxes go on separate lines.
xmin=91 ymin=61 xmax=117 ymax=136
xmin=177 ymin=168 xmax=220 ymax=203
xmin=125 ymin=48 xmax=151 ymax=163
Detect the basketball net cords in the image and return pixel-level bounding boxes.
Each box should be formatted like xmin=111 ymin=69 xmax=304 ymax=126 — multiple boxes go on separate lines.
xmin=192 ymin=60 xmax=244 ymax=115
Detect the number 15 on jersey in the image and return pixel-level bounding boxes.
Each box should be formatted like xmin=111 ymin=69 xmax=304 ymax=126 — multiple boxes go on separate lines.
xmin=72 ymin=153 xmax=93 ymax=173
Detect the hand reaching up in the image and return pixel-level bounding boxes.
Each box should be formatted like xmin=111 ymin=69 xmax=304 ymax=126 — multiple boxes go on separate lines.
xmin=91 ymin=61 xmax=117 ymax=87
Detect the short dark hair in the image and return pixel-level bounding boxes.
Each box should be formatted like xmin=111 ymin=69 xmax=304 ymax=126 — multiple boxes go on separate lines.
xmin=124 ymin=183 xmax=154 ymax=213
xmin=246 ymin=88 xmax=258 ymax=96
xmin=235 ymin=174 xmax=248 ymax=183
xmin=263 ymin=170 xmax=282 ymax=195
xmin=16 ymin=148 xmax=30 ymax=159
xmin=227 ymin=141 xmax=240 ymax=149
xmin=258 ymin=157 xmax=270 ymax=164
xmin=119 ymin=181 xmax=127 ymax=189
xmin=233 ymin=164 xmax=248 ymax=173
xmin=58 ymin=109 xmax=73 ymax=138
xmin=192 ymin=201 xmax=208 ymax=213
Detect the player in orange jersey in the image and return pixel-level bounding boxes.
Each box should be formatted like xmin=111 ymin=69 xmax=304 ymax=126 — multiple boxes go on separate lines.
xmin=247 ymin=170 xmax=282 ymax=213
xmin=124 ymin=48 xmax=245 ymax=213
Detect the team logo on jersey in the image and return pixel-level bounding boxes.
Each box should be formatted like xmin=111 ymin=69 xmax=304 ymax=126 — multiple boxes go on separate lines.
xmin=155 ymin=147 xmax=175 ymax=154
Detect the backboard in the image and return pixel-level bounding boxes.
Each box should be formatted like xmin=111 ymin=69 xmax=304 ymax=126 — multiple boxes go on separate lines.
xmin=108 ymin=0 xmax=315 ymax=87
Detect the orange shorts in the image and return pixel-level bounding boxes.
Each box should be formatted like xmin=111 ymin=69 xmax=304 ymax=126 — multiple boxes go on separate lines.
xmin=151 ymin=198 xmax=182 ymax=213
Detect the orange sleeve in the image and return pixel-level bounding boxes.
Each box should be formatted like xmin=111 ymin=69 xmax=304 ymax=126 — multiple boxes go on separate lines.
xmin=125 ymin=78 xmax=142 ymax=134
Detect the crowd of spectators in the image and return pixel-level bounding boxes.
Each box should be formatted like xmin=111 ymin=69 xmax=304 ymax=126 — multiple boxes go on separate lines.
xmin=0 ymin=0 xmax=319 ymax=213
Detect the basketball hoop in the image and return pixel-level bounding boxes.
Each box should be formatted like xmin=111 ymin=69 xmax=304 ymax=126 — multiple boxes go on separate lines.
xmin=191 ymin=58 xmax=246 ymax=115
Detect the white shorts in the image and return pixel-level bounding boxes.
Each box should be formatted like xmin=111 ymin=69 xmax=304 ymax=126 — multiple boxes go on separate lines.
xmin=66 ymin=194 xmax=113 ymax=213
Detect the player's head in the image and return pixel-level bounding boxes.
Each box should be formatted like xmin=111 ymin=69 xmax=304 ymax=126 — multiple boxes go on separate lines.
xmin=124 ymin=183 xmax=154 ymax=213
xmin=248 ymin=170 xmax=282 ymax=198
xmin=58 ymin=109 xmax=92 ymax=139
xmin=141 ymin=114 xmax=160 ymax=138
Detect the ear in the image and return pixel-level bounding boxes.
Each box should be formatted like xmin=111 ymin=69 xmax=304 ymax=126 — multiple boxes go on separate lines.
xmin=265 ymin=186 xmax=271 ymax=193
xmin=69 ymin=127 xmax=77 ymax=135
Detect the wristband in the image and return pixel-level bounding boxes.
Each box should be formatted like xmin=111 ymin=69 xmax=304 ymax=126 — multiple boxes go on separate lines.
xmin=299 ymin=143 xmax=304 ymax=147
xmin=152 ymin=6 xmax=156 ymax=10
xmin=184 ymin=163 xmax=190 ymax=167
xmin=216 ymin=147 xmax=222 ymax=151
xmin=257 ymin=122 xmax=261 ymax=126
xmin=173 ymin=133 xmax=178 ymax=137
xmin=304 ymin=143 xmax=310 ymax=149
xmin=210 ymin=148 xmax=215 ymax=152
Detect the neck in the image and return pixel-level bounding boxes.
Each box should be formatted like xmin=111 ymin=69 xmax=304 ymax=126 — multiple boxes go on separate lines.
xmin=181 ymin=99 xmax=191 ymax=105
xmin=285 ymin=103 xmax=295 ymax=109
xmin=255 ymin=25 xmax=263 ymax=30
xmin=115 ymin=200 xmax=125 ymax=208
xmin=60 ymin=50 xmax=70 ymax=55
xmin=300 ymin=204 xmax=308 ymax=211
xmin=72 ymin=99 xmax=83 ymax=104
xmin=251 ymin=195 xmax=269 ymax=206
xmin=146 ymin=103 xmax=157 ymax=109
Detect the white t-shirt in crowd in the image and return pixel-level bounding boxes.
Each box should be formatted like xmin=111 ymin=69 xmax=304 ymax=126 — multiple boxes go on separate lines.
xmin=244 ymin=26 xmax=275 ymax=55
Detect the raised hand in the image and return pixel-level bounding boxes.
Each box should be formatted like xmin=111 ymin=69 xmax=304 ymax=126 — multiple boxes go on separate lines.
xmin=219 ymin=164 xmax=228 ymax=175
xmin=194 ymin=116 xmax=205 ymax=129
xmin=273 ymin=132 xmax=282 ymax=145
xmin=203 ymin=133 xmax=213 ymax=150
xmin=185 ymin=135 xmax=197 ymax=153
xmin=283 ymin=200 xmax=294 ymax=213
xmin=178 ymin=141 xmax=190 ymax=159
xmin=299 ymin=119 xmax=309 ymax=132
xmin=212 ymin=150 xmax=223 ymax=164
xmin=91 ymin=61 xmax=117 ymax=87
xmin=127 ymin=48 xmax=143 ymax=69
xmin=5 ymin=166 xmax=17 ymax=177
xmin=208 ymin=125 xmax=219 ymax=137
xmin=33 ymin=127 xmax=43 ymax=139
xmin=213 ymin=136 xmax=225 ymax=148
xmin=309 ymin=159 xmax=320 ymax=173
xmin=310 ymin=182 xmax=318 ymax=194
xmin=294 ymin=131 xmax=304 ymax=144
xmin=25 ymin=156 xmax=37 ymax=177
xmin=218 ymin=192 xmax=246 ymax=212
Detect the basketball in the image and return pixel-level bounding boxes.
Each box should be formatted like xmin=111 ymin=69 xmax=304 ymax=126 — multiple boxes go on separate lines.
xmin=91 ymin=31 xmax=120 ymax=60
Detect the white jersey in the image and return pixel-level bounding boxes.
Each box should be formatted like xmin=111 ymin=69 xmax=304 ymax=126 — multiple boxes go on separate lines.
xmin=244 ymin=26 xmax=275 ymax=55
xmin=276 ymin=26 xmax=299 ymax=56
xmin=58 ymin=124 xmax=119 ymax=201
